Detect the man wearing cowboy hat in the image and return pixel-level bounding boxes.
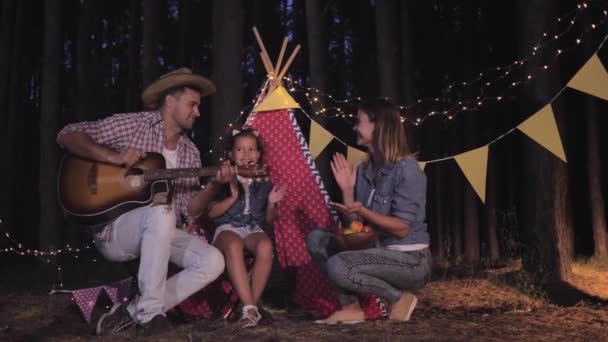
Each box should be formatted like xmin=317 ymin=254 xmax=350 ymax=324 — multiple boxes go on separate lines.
xmin=57 ymin=68 xmax=232 ymax=336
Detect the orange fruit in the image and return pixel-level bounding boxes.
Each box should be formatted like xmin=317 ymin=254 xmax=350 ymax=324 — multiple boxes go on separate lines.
xmin=350 ymin=221 xmax=364 ymax=232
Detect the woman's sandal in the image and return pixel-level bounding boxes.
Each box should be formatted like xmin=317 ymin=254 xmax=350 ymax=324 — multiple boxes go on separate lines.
xmin=239 ymin=305 xmax=262 ymax=328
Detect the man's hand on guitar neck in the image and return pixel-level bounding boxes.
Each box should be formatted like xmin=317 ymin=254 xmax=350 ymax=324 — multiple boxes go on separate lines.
xmin=110 ymin=148 xmax=145 ymax=168
xmin=186 ymin=160 xmax=236 ymax=219
xmin=212 ymin=160 xmax=237 ymax=185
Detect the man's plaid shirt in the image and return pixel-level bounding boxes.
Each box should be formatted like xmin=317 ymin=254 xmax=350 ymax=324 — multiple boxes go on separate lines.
xmin=57 ymin=111 xmax=202 ymax=226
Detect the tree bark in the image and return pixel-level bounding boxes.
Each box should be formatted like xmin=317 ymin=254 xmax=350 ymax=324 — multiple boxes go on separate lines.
xmin=0 ymin=0 xmax=23 ymax=229
xmin=142 ymin=0 xmax=161 ymax=88
xmin=374 ymin=0 xmax=401 ymax=104
xmin=126 ymin=0 xmax=140 ymax=111
xmin=75 ymin=0 xmax=94 ymax=121
xmin=431 ymin=165 xmax=446 ymax=262
xmin=211 ymin=0 xmax=243 ymax=148
xmin=39 ymin=0 xmax=62 ymax=250
xmin=450 ymin=171 xmax=464 ymax=261
xmin=484 ymin=147 xmax=500 ymax=263
xmin=305 ymin=0 xmax=327 ymax=93
xmin=399 ymin=1 xmax=415 ymax=104
xmin=0 ymin=0 xmax=14 ymax=122
xmin=518 ymin=0 xmax=571 ymax=283
xmin=463 ymin=180 xmax=480 ymax=264
xmin=586 ymin=106 xmax=608 ymax=258
xmin=176 ymin=0 xmax=192 ymax=67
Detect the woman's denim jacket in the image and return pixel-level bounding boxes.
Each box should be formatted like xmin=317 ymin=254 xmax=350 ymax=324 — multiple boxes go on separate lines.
xmin=355 ymin=157 xmax=429 ymax=247
xmin=214 ymin=180 xmax=273 ymax=229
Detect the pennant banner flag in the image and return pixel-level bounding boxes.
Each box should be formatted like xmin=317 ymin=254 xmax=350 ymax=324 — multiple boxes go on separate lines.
xmin=347 ymin=146 xmax=368 ymax=168
xmin=255 ymin=85 xmax=300 ymax=112
xmin=71 ymin=278 xmax=132 ymax=323
xmin=517 ymin=104 xmax=567 ymax=162
xmin=567 ymin=53 xmax=608 ymax=101
xmin=72 ymin=286 xmax=103 ymax=323
xmin=309 ymin=120 xmax=334 ymax=159
xmin=454 ymin=145 xmax=489 ymax=203
xmin=103 ymin=278 xmax=132 ymax=305
xmin=418 ymin=162 xmax=427 ymax=171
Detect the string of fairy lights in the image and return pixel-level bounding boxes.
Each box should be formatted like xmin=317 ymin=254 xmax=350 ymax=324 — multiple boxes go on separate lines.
xmin=0 ymin=219 xmax=100 ymax=289
xmin=2 ymin=2 xmax=607 ymax=290
xmin=282 ymin=2 xmax=608 ymax=126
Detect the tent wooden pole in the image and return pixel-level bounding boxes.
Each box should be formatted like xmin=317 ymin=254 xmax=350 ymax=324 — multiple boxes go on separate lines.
xmin=253 ymin=27 xmax=274 ymax=75
xmin=274 ymin=37 xmax=289 ymax=79
xmin=259 ymin=52 xmax=274 ymax=77
xmin=270 ymin=37 xmax=289 ymax=89
xmin=277 ymin=44 xmax=301 ymax=81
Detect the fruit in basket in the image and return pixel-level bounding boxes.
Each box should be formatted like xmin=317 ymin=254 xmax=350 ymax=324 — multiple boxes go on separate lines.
xmin=334 ymin=223 xmax=377 ymax=251
xmin=350 ymin=221 xmax=364 ymax=232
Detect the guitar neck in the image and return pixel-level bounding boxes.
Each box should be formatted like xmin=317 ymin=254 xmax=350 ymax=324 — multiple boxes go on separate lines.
xmin=144 ymin=167 xmax=219 ymax=181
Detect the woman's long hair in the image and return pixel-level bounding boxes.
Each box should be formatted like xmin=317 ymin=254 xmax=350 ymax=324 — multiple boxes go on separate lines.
xmin=359 ymin=98 xmax=413 ymax=165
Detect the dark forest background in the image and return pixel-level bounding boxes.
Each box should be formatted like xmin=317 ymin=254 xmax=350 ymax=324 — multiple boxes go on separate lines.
xmin=1 ymin=0 xmax=608 ymax=291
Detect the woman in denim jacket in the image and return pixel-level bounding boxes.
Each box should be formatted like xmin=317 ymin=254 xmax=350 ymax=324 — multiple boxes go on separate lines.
xmin=307 ymin=99 xmax=431 ymax=325
xmin=209 ymin=128 xmax=286 ymax=328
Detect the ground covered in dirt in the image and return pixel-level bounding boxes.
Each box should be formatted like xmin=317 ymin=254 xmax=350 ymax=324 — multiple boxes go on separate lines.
xmin=1 ymin=260 xmax=607 ymax=342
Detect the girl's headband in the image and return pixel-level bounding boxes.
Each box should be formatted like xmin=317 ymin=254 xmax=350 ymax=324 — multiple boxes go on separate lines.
xmin=232 ymin=128 xmax=259 ymax=137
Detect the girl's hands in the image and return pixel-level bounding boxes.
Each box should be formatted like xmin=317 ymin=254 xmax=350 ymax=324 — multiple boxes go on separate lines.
xmin=330 ymin=153 xmax=357 ymax=192
xmin=268 ymin=184 xmax=287 ymax=205
xmin=229 ymin=180 xmax=239 ymax=200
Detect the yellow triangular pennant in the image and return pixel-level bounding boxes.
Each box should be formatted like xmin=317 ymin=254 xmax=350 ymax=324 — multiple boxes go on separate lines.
xmin=309 ymin=121 xmax=334 ymax=160
xmin=347 ymin=146 xmax=368 ymax=168
xmin=418 ymin=162 xmax=427 ymax=171
xmin=567 ymin=54 xmax=608 ymax=101
xmin=254 ymin=85 xmax=300 ymax=112
xmin=518 ymin=104 xmax=567 ymax=162
xmin=454 ymin=145 xmax=488 ymax=203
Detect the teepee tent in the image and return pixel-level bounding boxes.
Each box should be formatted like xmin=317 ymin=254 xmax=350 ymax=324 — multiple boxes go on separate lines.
xmin=245 ymin=29 xmax=384 ymax=319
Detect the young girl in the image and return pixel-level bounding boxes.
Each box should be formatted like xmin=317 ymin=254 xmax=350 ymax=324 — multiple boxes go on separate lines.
xmin=208 ymin=128 xmax=286 ymax=328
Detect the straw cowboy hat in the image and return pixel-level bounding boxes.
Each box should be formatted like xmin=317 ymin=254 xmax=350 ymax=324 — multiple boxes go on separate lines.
xmin=141 ymin=67 xmax=216 ymax=109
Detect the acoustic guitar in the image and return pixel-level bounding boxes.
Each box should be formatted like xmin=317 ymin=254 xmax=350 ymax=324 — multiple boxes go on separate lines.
xmin=58 ymin=152 xmax=267 ymax=225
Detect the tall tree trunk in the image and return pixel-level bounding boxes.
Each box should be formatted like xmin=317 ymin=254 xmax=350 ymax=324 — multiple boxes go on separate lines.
xmin=176 ymin=0 xmax=192 ymax=67
xmin=126 ymin=0 xmax=140 ymax=111
xmin=39 ymin=0 xmax=62 ymax=250
xmin=0 ymin=0 xmax=13 ymax=251
xmin=518 ymin=0 xmax=571 ymax=283
xmin=586 ymin=107 xmax=608 ymax=258
xmin=211 ymin=0 xmax=243 ymax=148
xmin=450 ymin=171 xmax=464 ymax=261
xmin=0 ymin=0 xmax=14 ymax=122
xmin=461 ymin=1 xmax=480 ymax=265
xmin=374 ymin=0 xmax=400 ymax=104
xmin=484 ymin=147 xmax=500 ymax=263
xmin=75 ymin=0 xmax=94 ymax=121
xmin=142 ymin=0 xmax=160 ymax=88
xmin=1 ymin=0 xmax=24 ymax=229
xmin=305 ymin=0 xmax=326 ymax=93
xmin=399 ymin=1 xmax=415 ymax=104
xmin=431 ymin=165 xmax=446 ymax=262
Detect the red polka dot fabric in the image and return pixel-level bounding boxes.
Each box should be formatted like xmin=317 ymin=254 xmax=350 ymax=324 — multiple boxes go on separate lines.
xmin=251 ymin=109 xmax=383 ymax=320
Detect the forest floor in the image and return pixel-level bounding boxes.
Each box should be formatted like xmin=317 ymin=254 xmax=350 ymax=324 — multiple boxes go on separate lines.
xmin=0 ymin=259 xmax=607 ymax=342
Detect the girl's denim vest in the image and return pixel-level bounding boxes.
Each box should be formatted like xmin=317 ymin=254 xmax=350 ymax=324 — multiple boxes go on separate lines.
xmin=214 ymin=181 xmax=273 ymax=229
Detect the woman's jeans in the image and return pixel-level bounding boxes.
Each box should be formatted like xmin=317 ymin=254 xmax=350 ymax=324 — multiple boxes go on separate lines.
xmin=306 ymin=229 xmax=431 ymax=306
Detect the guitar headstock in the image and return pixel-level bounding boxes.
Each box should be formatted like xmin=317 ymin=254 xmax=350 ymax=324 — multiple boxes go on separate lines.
xmin=235 ymin=164 xmax=269 ymax=178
